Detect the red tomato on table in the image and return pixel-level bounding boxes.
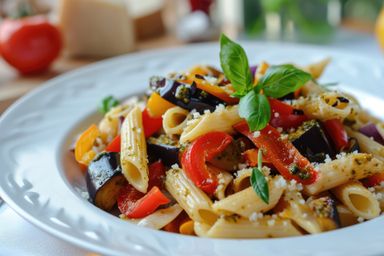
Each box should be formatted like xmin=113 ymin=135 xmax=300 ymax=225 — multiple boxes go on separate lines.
xmin=0 ymin=15 xmax=62 ymax=75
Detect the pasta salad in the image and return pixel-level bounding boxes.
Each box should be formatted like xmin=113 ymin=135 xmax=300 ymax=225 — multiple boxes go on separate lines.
xmin=73 ymin=34 xmax=384 ymax=238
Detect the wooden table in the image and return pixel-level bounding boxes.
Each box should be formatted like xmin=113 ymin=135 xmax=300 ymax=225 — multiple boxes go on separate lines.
xmin=0 ymin=34 xmax=182 ymax=114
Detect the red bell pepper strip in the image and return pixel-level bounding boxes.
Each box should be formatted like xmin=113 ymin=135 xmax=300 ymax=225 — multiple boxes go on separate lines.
xmin=148 ymin=160 xmax=166 ymax=189
xmin=234 ymin=121 xmax=318 ymax=185
xmin=181 ymin=131 xmax=233 ymax=194
xmin=142 ymin=108 xmax=163 ymax=138
xmin=105 ymin=134 xmax=121 ymax=152
xmin=117 ymin=160 xmax=168 ymax=218
xmin=118 ymin=186 xmax=170 ymax=219
xmin=243 ymin=148 xmax=271 ymax=167
xmin=363 ymin=173 xmax=384 ymax=187
xmin=269 ymin=98 xmax=307 ymax=130
xmin=323 ymin=119 xmax=348 ymax=151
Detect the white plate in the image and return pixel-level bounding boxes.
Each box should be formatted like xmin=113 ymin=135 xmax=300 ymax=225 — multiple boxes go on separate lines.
xmin=1 ymin=42 xmax=384 ymax=256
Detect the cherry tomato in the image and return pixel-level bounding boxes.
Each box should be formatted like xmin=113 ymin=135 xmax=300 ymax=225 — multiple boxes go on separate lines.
xmin=181 ymin=131 xmax=233 ymax=194
xmin=0 ymin=15 xmax=62 ymax=75
xmin=234 ymin=121 xmax=318 ymax=185
xmin=363 ymin=173 xmax=384 ymax=187
xmin=269 ymin=98 xmax=307 ymax=130
xmin=323 ymin=119 xmax=349 ymax=151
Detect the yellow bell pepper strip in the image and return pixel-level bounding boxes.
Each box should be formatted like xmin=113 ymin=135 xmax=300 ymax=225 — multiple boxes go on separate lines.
xmin=146 ymin=92 xmax=175 ymax=117
xmin=75 ymin=124 xmax=99 ymax=166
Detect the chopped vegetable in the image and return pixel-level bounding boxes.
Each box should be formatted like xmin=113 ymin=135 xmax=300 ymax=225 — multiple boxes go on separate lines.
xmin=147 ymin=137 xmax=179 ymax=166
xmin=118 ymin=186 xmax=170 ymax=219
xmin=363 ymin=173 xmax=384 ymax=187
xmin=75 ymin=124 xmax=100 ymax=165
xmin=152 ymin=77 xmax=225 ymax=114
xmin=142 ymin=108 xmax=163 ymax=138
xmin=99 ymin=95 xmax=120 ymax=114
xmin=269 ymin=98 xmax=307 ymax=130
xmin=105 ymin=134 xmax=121 ymax=152
xmin=359 ymin=123 xmax=384 ymax=145
xmin=234 ymin=121 xmax=318 ymax=184
xmin=243 ymin=148 xmax=271 ymax=167
xmin=289 ymin=120 xmax=335 ymax=162
xmin=146 ymin=92 xmax=176 ymax=117
xmin=86 ymin=152 xmax=126 ymax=211
xmin=323 ymin=119 xmax=349 ymax=151
xmin=181 ymin=131 xmax=233 ymax=194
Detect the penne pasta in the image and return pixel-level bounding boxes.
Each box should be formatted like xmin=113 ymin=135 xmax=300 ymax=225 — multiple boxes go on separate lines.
xmin=280 ymin=190 xmax=322 ymax=234
xmin=194 ymin=216 xmax=302 ymax=238
xmin=180 ymin=105 xmax=241 ymax=143
xmin=304 ymin=153 xmax=384 ymax=195
xmin=232 ymin=168 xmax=252 ymax=192
xmin=123 ymin=204 xmax=183 ymax=230
xmin=120 ymin=106 xmax=149 ymax=193
xmin=214 ymin=171 xmax=233 ymax=200
xmin=332 ymin=181 xmax=381 ymax=220
xmin=336 ymin=204 xmax=358 ymax=227
xmin=165 ymin=167 xmax=218 ymax=225
xmin=346 ymin=128 xmax=384 ymax=161
xmin=212 ymin=176 xmax=285 ymax=218
xmin=162 ymin=106 xmax=190 ymax=136
xmin=297 ymin=91 xmax=357 ymax=121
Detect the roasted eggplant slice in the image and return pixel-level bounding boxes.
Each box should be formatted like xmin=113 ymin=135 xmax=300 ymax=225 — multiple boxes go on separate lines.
xmin=150 ymin=77 xmax=225 ymax=114
xmin=209 ymin=140 xmax=242 ymax=171
xmin=86 ymin=152 xmax=126 ymax=211
xmin=289 ymin=120 xmax=335 ymax=162
xmin=147 ymin=135 xmax=180 ymax=166
xmin=308 ymin=196 xmax=340 ymax=231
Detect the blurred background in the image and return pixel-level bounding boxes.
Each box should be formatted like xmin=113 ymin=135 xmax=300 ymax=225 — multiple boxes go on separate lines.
xmin=0 ymin=0 xmax=384 ymax=114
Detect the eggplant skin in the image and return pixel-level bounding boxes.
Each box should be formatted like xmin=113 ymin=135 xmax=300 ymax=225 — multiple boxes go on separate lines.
xmin=86 ymin=152 xmax=126 ymax=211
xmin=147 ymin=142 xmax=180 ymax=166
xmin=290 ymin=120 xmax=335 ymax=162
xmin=152 ymin=77 xmax=225 ymax=114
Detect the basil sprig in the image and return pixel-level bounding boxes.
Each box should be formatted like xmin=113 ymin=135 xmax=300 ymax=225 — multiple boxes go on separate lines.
xmin=219 ymin=34 xmax=312 ymax=131
xmin=250 ymin=150 xmax=269 ymax=204
xmin=99 ymin=95 xmax=120 ymax=114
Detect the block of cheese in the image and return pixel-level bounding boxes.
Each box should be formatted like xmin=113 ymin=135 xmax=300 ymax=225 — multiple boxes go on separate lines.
xmin=59 ymin=0 xmax=135 ymax=58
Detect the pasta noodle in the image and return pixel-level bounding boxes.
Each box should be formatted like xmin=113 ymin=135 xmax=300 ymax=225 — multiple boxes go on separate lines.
xmin=214 ymin=171 xmax=233 ymax=200
xmin=162 ymin=106 xmax=189 ymax=136
xmin=346 ymin=128 xmax=384 ymax=161
xmin=124 ymin=204 xmax=183 ymax=229
xmin=194 ymin=216 xmax=302 ymax=238
xmin=120 ymin=106 xmax=149 ymax=193
xmin=332 ymin=181 xmax=380 ymax=219
xmin=297 ymin=91 xmax=357 ymax=121
xmin=232 ymin=168 xmax=252 ymax=192
xmin=180 ymin=105 xmax=241 ymax=143
xmin=212 ymin=176 xmax=285 ymax=218
xmin=304 ymin=153 xmax=384 ymax=195
xmin=165 ymin=167 xmax=218 ymax=225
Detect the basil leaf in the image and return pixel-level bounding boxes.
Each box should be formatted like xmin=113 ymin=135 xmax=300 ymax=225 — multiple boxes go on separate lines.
xmin=261 ymin=64 xmax=312 ymax=98
xmin=99 ymin=95 xmax=120 ymax=114
xmin=250 ymin=167 xmax=269 ymax=204
xmin=220 ymin=34 xmax=253 ymax=97
xmin=239 ymin=91 xmax=271 ymax=131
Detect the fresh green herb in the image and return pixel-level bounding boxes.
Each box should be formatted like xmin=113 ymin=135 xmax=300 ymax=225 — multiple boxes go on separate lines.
xmin=239 ymin=91 xmax=270 ymax=131
xmin=261 ymin=64 xmax=312 ymax=98
xmin=250 ymin=150 xmax=269 ymax=204
xmin=220 ymin=34 xmax=253 ymax=97
xmin=219 ymin=33 xmax=312 ymax=131
xmin=99 ymin=95 xmax=120 ymax=114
